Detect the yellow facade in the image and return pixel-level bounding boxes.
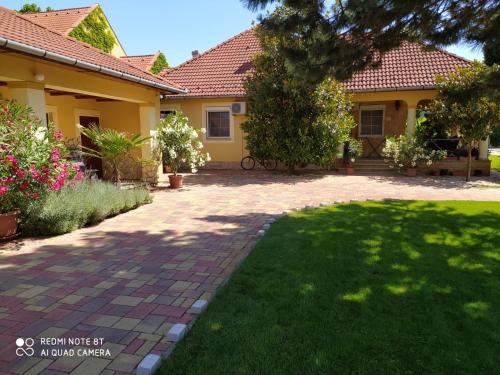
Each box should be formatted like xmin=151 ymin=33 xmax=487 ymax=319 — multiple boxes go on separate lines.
xmin=161 ymin=98 xmax=248 ymax=165
xmin=0 ymin=52 xmax=161 ymax=181
xmin=162 ymin=89 xmax=439 ymax=164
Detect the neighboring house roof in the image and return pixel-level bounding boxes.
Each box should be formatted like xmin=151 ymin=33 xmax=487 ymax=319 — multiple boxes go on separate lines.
xmin=19 ymin=5 xmax=96 ymax=35
xmin=0 ymin=7 xmax=185 ymax=94
xmin=162 ymin=28 xmax=261 ymax=98
xmin=162 ymin=28 xmax=470 ymax=98
xmin=121 ymin=52 xmax=159 ymax=73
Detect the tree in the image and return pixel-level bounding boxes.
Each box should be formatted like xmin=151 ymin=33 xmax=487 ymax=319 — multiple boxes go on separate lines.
xmin=18 ymin=3 xmax=52 ymax=13
xmin=78 ymin=125 xmax=150 ymax=186
xmin=426 ymin=62 xmax=500 ymax=181
xmin=242 ymin=0 xmax=499 ymax=84
xmin=150 ymin=52 xmax=169 ymax=75
xmin=241 ymin=29 xmax=355 ymax=172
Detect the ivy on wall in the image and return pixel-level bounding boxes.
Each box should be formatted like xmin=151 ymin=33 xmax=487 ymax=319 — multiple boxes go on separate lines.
xmin=150 ymin=52 xmax=169 ymax=75
xmin=69 ymin=6 xmax=116 ymax=54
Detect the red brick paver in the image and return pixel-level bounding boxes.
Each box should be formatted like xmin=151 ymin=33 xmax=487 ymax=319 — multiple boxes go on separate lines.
xmin=1 ymin=171 xmax=499 ymax=374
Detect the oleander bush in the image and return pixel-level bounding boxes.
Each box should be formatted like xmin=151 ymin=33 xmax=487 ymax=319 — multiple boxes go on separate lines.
xmin=21 ymin=180 xmax=152 ymax=236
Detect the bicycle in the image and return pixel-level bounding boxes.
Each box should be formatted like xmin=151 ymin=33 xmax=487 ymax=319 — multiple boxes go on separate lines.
xmin=240 ymin=156 xmax=278 ymax=170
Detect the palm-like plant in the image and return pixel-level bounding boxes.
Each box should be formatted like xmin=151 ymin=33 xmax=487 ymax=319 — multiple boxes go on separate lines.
xmin=78 ymin=124 xmax=150 ymax=185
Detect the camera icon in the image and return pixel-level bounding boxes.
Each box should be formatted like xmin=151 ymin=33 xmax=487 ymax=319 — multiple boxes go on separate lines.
xmin=15 ymin=338 xmax=35 ymax=357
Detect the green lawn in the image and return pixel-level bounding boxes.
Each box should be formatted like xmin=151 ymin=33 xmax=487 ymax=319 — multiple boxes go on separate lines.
xmin=158 ymin=201 xmax=500 ymax=374
xmin=491 ymin=155 xmax=500 ymax=171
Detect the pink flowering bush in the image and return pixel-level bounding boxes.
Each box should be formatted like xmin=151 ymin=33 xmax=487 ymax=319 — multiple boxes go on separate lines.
xmin=0 ymin=101 xmax=83 ymax=214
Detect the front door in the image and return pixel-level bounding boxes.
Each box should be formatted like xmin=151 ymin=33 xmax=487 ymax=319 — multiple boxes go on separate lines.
xmin=79 ymin=116 xmax=103 ymax=178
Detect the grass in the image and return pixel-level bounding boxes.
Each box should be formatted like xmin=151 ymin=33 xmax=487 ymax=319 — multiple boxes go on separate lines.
xmin=490 ymin=155 xmax=500 ymax=172
xmin=158 ymin=201 xmax=500 ymax=374
xmin=21 ymin=180 xmax=152 ymax=236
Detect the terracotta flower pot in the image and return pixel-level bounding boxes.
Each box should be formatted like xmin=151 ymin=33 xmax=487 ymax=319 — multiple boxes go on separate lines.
xmin=346 ymin=167 xmax=355 ymax=175
xmin=168 ymin=174 xmax=183 ymax=189
xmin=406 ymin=168 xmax=417 ymax=177
xmin=0 ymin=210 xmax=20 ymax=241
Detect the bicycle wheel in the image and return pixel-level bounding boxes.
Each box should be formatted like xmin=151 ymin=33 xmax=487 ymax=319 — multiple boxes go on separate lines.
xmin=241 ymin=156 xmax=256 ymax=170
xmin=262 ymin=159 xmax=278 ymax=170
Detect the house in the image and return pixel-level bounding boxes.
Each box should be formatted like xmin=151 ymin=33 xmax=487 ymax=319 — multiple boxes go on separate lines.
xmin=19 ymin=4 xmax=126 ymax=58
xmin=0 ymin=6 xmax=185 ymax=182
xmin=162 ymin=28 xmax=491 ymax=175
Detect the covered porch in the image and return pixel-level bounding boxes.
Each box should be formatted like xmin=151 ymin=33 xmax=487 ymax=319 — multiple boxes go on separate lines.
xmin=349 ymin=90 xmax=491 ymax=175
xmin=0 ymin=51 xmax=161 ymax=182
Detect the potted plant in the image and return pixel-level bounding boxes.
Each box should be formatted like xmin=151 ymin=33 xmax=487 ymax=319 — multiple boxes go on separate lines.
xmin=0 ymin=101 xmax=82 ymax=240
xmin=383 ymin=135 xmax=446 ymax=176
xmin=157 ymin=112 xmax=210 ymax=189
xmin=343 ymin=138 xmax=363 ymax=175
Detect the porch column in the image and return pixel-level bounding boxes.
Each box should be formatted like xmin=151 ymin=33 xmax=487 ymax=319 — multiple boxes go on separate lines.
xmin=139 ymin=103 xmax=161 ymax=183
xmin=7 ymin=81 xmax=46 ymax=126
xmin=405 ymin=107 xmax=417 ymax=136
xmin=479 ymin=137 xmax=489 ymax=160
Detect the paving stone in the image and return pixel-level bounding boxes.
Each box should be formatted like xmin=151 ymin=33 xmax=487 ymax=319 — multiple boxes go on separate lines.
xmin=107 ymin=353 xmax=142 ymax=372
xmin=70 ymin=357 xmax=110 ymax=375
xmin=113 ymin=317 xmax=141 ymax=331
xmin=111 ymin=296 xmax=144 ymax=307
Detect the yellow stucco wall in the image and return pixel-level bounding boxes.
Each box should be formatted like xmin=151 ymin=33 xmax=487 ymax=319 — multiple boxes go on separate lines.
xmin=163 ymin=90 xmax=438 ymax=163
xmin=161 ymin=98 xmax=248 ymax=163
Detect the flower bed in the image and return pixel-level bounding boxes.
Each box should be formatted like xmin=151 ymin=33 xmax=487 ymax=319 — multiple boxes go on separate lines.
xmin=21 ymin=180 xmax=152 ymax=236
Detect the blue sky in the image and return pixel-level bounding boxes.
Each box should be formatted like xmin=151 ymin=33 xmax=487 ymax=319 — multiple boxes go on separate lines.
xmin=3 ymin=0 xmax=483 ymax=66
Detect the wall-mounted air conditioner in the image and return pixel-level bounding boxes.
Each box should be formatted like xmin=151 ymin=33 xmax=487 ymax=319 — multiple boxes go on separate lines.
xmin=231 ymin=102 xmax=246 ymax=115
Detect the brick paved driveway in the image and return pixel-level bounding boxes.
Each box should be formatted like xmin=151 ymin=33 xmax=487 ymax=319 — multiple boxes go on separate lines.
xmin=1 ymin=171 xmax=499 ymax=375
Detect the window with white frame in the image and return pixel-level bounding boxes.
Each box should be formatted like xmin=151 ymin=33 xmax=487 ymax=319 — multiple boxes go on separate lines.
xmin=160 ymin=109 xmax=176 ymax=119
xmin=206 ymin=108 xmax=230 ymax=138
xmin=359 ymin=106 xmax=384 ymax=137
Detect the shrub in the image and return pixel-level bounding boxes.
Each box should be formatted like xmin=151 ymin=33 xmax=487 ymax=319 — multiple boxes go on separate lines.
xmin=383 ymin=135 xmax=446 ymax=170
xmin=345 ymin=138 xmax=363 ymax=165
xmin=21 ymin=180 xmax=152 ymax=236
xmin=0 ymin=101 xmax=82 ymax=215
xmin=156 ymin=112 xmax=210 ymax=175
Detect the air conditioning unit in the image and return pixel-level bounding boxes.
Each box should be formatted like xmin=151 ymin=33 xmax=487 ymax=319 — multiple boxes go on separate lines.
xmin=231 ymin=102 xmax=246 ymax=115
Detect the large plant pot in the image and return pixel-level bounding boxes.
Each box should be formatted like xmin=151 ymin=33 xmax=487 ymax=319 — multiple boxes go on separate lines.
xmin=168 ymin=174 xmax=183 ymax=189
xmin=406 ymin=168 xmax=417 ymax=177
xmin=346 ymin=167 xmax=355 ymax=175
xmin=0 ymin=210 xmax=20 ymax=241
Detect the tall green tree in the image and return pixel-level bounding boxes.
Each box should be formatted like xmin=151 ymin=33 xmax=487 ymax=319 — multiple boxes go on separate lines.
xmin=241 ymin=29 xmax=355 ymax=172
xmin=426 ymin=62 xmax=500 ymax=181
xmin=243 ymin=0 xmax=499 ymax=84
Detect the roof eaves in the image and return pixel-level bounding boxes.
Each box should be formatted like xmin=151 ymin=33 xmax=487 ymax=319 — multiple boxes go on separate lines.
xmin=0 ymin=35 xmax=187 ymax=94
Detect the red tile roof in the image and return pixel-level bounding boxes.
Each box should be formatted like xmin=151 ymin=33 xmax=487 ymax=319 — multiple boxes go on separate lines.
xmin=120 ymin=53 xmax=159 ymax=73
xmin=162 ymin=28 xmax=261 ymax=98
xmin=19 ymin=5 xmax=96 ymax=35
xmin=163 ymin=28 xmax=470 ymax=98
xmin=344 ymin=42 xmax=471 ymax=91
xmin=0 ymin=7 xmax=185 ymax=94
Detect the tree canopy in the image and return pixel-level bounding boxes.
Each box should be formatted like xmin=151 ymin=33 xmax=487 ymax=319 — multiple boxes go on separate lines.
xmin=18 ymin=3 xmax=52 ymax=13
xmin=242 ymin=0 xmax=499 ymax=83
xmin=425 ymin=62 xmax=499 ymax=181
xmin=241 ymin=29 xmax=355 ymax=171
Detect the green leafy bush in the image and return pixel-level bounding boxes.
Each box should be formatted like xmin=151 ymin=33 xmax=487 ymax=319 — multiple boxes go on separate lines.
xmin=68 ymin=6 xmax=116 ymax=53
xmin=21 ymin=180 xmax=152 ymax=236
xmin=383 ymin=135 xmax=446 ymax=170
xmin=150 ymin=52 xmax=169 ymax=74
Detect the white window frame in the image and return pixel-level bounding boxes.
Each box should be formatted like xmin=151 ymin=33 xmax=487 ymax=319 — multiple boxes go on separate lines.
xmin=359 ymin=105 xmax=385 ymax=138
xmin=203 ymin=105 xmax=234 ymax=142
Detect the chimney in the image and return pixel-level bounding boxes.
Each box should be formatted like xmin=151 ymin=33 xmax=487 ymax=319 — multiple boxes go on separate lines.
xmin=191 ymin=50 xmax=199 ymax=58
